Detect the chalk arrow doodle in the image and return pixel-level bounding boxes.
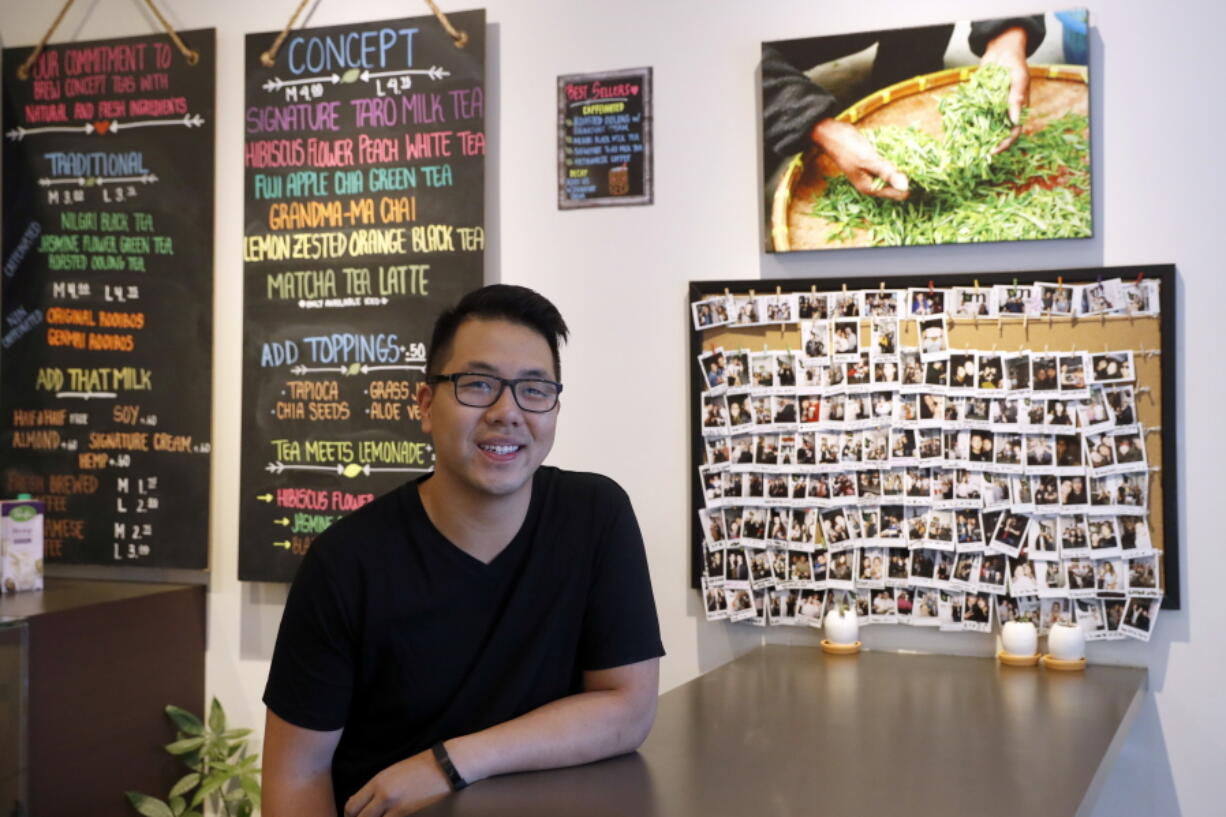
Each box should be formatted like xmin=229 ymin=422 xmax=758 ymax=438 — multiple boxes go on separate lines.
xmin=55 ymin=391 xmax=117 ymax=399
xmin=359 ymin=363 xmax=427 ymax=374
xmin=38 ymin=173 xmax=158 ymax=188
xmin=255 ymin=493 xmax=274 ymax=503
xmin=262 ymin=73 xmax=340 ymax=92
xmin=272 ymin=540 xmax=292 ymax=550
xmin=5 ymin=123 xmax=93 ymax=141
xmin=359 ymin=66 xmax=450 ymax=85
xmin=289 ymin=365 xmax=348 ymax=375
xmin=112 ymin=113 xmax=205 ymax=132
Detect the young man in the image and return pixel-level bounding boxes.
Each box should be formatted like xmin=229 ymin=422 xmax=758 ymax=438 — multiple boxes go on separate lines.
xmin=262 ymin=285 xmax=664 ymax=816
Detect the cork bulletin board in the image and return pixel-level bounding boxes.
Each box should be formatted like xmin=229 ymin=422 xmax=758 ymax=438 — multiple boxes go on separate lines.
xmin=688 ymin=265 xmax=1178 ymax=619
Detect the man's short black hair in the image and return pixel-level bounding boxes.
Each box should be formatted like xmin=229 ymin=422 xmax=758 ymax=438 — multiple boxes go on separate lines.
xmin=427 ymin=284 xmax=569 ymax=379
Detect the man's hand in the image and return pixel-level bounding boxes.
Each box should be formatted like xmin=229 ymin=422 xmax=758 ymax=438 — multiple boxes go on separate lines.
xmin=810 ymin=118 xmax=909 ymax=201
xmin=980 ymin=26 xmax=1031 ymax=153
xmin=344 ymin=749 xmax=452 ymax=817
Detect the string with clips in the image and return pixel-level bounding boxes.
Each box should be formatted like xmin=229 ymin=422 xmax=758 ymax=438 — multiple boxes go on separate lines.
xmin=260 ymin=0 xmax=468 ymax=67
xmin=15 ymin=0 xmax=201 ymax=79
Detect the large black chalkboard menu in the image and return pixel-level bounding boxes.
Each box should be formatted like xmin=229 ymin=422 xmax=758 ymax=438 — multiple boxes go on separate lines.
xmin=557 ymin=67 xmax=652 ymax=208
xmin=1 ymin=31 xmax=215 ymax=570
xmin=239 ymin=12 xmax=486 ymax=582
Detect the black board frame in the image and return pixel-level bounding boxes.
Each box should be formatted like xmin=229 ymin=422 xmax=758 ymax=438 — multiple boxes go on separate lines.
xmin=688 ymin=264 xmax=1180 ymax=611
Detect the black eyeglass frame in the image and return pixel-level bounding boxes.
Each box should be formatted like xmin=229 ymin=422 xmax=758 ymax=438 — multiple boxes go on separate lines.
xmin=426 ymin=372 xmax=564 ymax=413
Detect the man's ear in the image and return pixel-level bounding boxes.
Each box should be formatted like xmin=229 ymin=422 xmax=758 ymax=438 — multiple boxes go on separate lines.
xmin=417 ymin=380 xmax=434 ymax=434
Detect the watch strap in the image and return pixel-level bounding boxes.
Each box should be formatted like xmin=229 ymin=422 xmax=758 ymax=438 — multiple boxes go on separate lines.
xmin=431 ymin=741 xmax=469 ymax=791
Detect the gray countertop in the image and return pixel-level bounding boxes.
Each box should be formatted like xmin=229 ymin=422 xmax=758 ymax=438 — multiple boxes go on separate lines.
xmin=425 ymin=645 xmax=1146 ymax=817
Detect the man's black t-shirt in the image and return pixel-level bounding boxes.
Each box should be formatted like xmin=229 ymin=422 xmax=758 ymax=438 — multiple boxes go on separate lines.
xmin=263 ymin=466 xmax=664 ymax=808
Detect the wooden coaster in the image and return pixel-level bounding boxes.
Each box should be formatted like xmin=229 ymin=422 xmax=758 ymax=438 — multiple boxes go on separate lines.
xmin=821 ymin=640 xmax=861 ymax=655
xmin=997 ymin=650 xmax=1041 ymax=667
xmin=1041 ymin=654 xmax=1087 ymax=671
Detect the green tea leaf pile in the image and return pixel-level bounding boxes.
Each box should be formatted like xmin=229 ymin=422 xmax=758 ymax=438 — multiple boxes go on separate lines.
xmin=813 ymin=64 xmax=1090 ymax=246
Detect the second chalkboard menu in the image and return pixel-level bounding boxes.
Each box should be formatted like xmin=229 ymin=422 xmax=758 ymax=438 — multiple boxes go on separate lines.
xmin=239 ymin=11 xmax=486 ymax=582
xmin=557 ymin=67 xmax=653 ymax=208
xmin=1 ymin=31 xmax=215 ymax=570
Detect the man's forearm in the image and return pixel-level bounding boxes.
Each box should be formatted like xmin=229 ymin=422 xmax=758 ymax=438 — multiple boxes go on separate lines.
xmin=446 ymin=675 xmax=657 ymax=783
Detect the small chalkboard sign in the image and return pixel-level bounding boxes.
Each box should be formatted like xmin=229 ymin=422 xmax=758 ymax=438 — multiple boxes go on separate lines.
xmin=1 ymin=31 xmax=215 ymax=570
xmin=239 ymin=12 xmax=486 ymax=583
xmin=557 ymin=67 xmax=652 ymax=208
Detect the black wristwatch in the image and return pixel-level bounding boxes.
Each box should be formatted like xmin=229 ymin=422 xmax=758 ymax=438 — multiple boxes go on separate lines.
xmin=431 ymin=741 xmax=469 ymax=791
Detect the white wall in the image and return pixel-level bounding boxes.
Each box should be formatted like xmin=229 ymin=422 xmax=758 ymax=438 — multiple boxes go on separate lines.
xmin=2 ymin=1 xmax=1221 ymax=814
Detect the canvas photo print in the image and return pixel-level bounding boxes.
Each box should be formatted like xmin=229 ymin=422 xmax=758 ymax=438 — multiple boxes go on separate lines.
xmin=763 ymin=9 xmax=1091 ymax=252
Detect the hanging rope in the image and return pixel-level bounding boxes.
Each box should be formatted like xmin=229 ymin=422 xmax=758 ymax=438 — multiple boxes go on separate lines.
xmin=422 ymin=0 xmax=469 ymax=48
xmin=16 ymin=0 xmax=200 ymax=78
xmin=260 ymin=0 xmax=312 ymax=67
xmin=140 ymin=0 xmax=200 ymax=64
xmin=15 ymin=0 xmax=76 ymax=80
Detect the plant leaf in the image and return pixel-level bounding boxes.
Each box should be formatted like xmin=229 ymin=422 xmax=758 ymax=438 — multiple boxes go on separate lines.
xmin=165 ymin=736 xmax=206 ymax=755
xmin=168 ymin=772 xmax=200 ymax=799
xmin=222 ymin=728 xmax=252 ymax=740
xmin=165 ymin=705 xmax=204 ymax=736
xmin=169 ymin=795 xmax=186 ymax=816
xmin=190 ymin=772 xmax=227 ymax=808
xmin=208 ymin=697 xmax=226 ymax=734
xmin=124 ymin=792 xmax=175 ymax=817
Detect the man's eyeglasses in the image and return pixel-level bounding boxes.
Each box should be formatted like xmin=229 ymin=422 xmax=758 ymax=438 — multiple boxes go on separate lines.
xmin=427 ymin=372 xmax=563 ymax=413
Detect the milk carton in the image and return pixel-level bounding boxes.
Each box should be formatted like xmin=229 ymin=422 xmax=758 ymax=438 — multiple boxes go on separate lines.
xmin=1 ymin=496 xmax=44 ymax=593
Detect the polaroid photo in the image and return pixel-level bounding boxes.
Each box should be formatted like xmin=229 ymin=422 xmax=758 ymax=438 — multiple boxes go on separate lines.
xmin=967 ymin=430 xmax=995 ymax=467
xmin=1102 ymin=597 xmax=1128 ymax=640
xmin=909 ymin=548 xmax=939 ymax=587
xmin=1039 ymin=597 xmax=1073 ymax=635
xmin=692 ymin=295 xmax=734 ymax=330
xmin=911 ymin=587 xmax=941 ymax=626
xmin=700 ymin=394 xmax=729 ymax=436
xmin=831 ymin=318 xmax=862 ymax=363
xmin=729 ymin=434 xmax=755 ymax=467
xmin=1009 ymin=556 xmax=1040 ymax=597
xmin=1088 ymin=517 xmax=1123 ymax=560
xmin=705 ymin=435 xmax=732 ymax=466
xmin=948 ymin=353 xmax=977 ymax=394
xmin=845 ymin=353 xmax=873 ymax=390
xmin=721 ymin=351 xmax=750 ymax=393
xmin=1030 ymin=354 xmax=1059 ymax=395
xmin=1103 ymin=386 xmax=1139 ymax=430
xmin=858 ymin=471 xmax=885 ymax=502
xmin=916 ymin=429 xmax=943 ymax=463
xmin=1003 ymin=352 xmax=1031 ymax=392
xmin=771 ymin=394 xmax=799 ymax=428
xmin=894 ymin=588 xmax=914 ymax=624
xmin=1043 ymin=398 xmax=1079 ymax=433
xmin=723 ymin=471 xmax=746 ymax=503
xmin=951 ymin=468 xmax=982 ymax=506
xmin=993 ymin=433 xmax=1024 ymax=473
xmin=725 ymin=586 xmax=755 ymax=622
xmin=1095 ymin=557 xmax=1126 ymax=595
xmin=741 ymin=508 xmax=768 ymax=545
xmin=798 ymin=358 xmax=825 ymax=391
xmin=796 ymin=588 xmax=826 ymax=624
xmin=977 ymin=354 xmax=1004 ymax=393
xmin=904 ymin=506 xmax=929 ymax=546
xmin=770 ymin=587 xmax=801 ymax=626
xmin=826 ymin=551 xmax=855 ymax=589
xmin=721 ymin=508 xmax=745 ymax=546
xmin=1126 ymin=553 xmax=1162 ymax=598
xmin=977 ymin=552 xmax=1008 ymax=595
xmin=1058 ymin=353 xmax=1089 ymax=397
xmin=773 ymin=351 xmax=797 ymax=390
xmin=1078 ymin=278 xmax=1124 ymax=316
xmin=824 ymin=361 xmax=847 ymax=388
xmin=925 ymin=509 xmax=956 ymax=552
xmin=934 ymin=549 xmax=956 ymax=586
xmin=996 ymin=284 xmax=1039 ymax=316
xmin=1114 ymin=473 xmax=1148 ymax=514
xmin=1053 ymin=434 xmax=1084 ymax=472
xmin=1118 ymin=515 xmax=1154 ymax=555
xmin=938 ymin=590 xmax=964 ymax=631
xmin=903 ymin=467 xmax=932 ymax=506
xmin=1028 ymin=516 xmax=1060 ymax=561
xmin=731 ymin=295 xmax=762 ymax=327
xmin=929 ymin=470 xmax=956 ymax=506
xmin=943 ymin=430 xmax=963 ymax=466
xmin=953 ymin=508 xmax=985 ymax=553
xmin=963 ymin=397 xmax=992 ymax=430
xmin=703 ymin=580 xmax=730 ymax=621
xmin=789 ymin=474 xmax=808 ymax=502
xmin=768 ymin=509 xmax=791 ymax=546
xmin=1110 ymin=430 xmax=1146 ymax=474
xmin=997 ymin=594 xmax=1040 ymax=627
xmin=871 ymin=360 xmax=899 ymax=390
xmin=923 ymin=357 xmax=950 ymax=390
xmin=700 ymin=465 xmax=726 ymax=508
xmin=1065 ymin=557 xmax=1098 ymax=598
xmin=1120 ymin=596 xmax=1161 ymax=641
xmin=821 ymin=509 xmax=856 ymax=553
xmin=704 ymin=544 xmax=728 ymax=585
xmin=961 ymin=592 xmax=993 ymax=632
xmin=757 ymin=292 xmax=798 ymax=324
xmin=1078 ymin=386 xmax=1114 ymax=435
xmin=1075 ymin=598 xmax=1110 ymax=640
xmin=799 ymin=319 xmax=831 ymax=360
xmin=1036 ymin=282 xmax=1076 ymax=316
xmin=748 ymin=548 xmax=774 ymax=590
xmin=798 ymin=291 xmax=830 ymax=320
xmin=743 ymin=472 xmax=764 ymax=502
xmin=788 ymin=549 xmax=815 ymax=586
xmin=1058 ymin=514 xmax=1091 ymax=558
xmin=899 ymin=349 xmax=925 ymax=389
xmin=885 ymin=546 xmax=910 ymax=587
xmin=895 ymin=393 xmax=920 ymax=427
xmin=1021 ymin=397 xmax=1045 ymax=429
xmin=811 ymin=548 xmax=830 ymax=582
xmin=1119 ymin=278 xmax=1160 ymax=316
xmin=952 ymin=552 xmax=980 ymax=590
xmin=751 ymin=588 xmax=768 ymax=626
xmin=749 ymin=351 xmax=777 ymax=391
xmin=1037 ymin=559 xmax=1069 ymax=599
xmin=1089 ymin=351 xmax=1135 ymax=386
xmin=750 ymin=394 xmax=774 ymax=428
xmin=913 ymin=392 xmax=942 ymax=426
xmin=871 ymin=317 xmax=900 ymax=360
xmin=794 ymin=432 xmax=818 ymax=466
xmin=765 ymin=474 xmax=791 ymax=504
xmin=1023 ymin=434 xmax=1055 ymax=474
xmin=907 ymin=288 xmax=947 ymax=317
xmin=1011 ymin=475 xmax=1035 ymax=512
xmin=769 ymin=547 xmax=790 ymax=585
xmin=991 ymin=396 xmax=1022 ymax=428
xmin=856 ymin=547 xmax=886 ymax=589
xmin=697 ymin=348 xmax=729 ymax=394
xmin=917 ymin=315 xmax=949 ymax=359
xmin=868 ymin=588 xmax=897 ymax=624
xmin=1059 ymin=475 xmax=1089 ymax=510
xmin=818 ymin=394 xmax=845 ymax=426
xmin=754 ymin=434 xmax=781 ymax=468
xmin=951 ymin=286 xmax=996 ymax=318
xmin=831 ymin=290 xmax=860 ymax=318
xmin=837 ymin=431 xmax=863 ymax=467
xmin=869 ymin=391 xmax=896 ymax=423
xmin=699 ymin=507 xmax=728 ymax=549
xmin=981 ymin=475 xmax=1012 ymax=513
xmin=863 ymin=289 xmax=903 ymax=317
xmin=727 ymin=394 xmax=755 ymax=434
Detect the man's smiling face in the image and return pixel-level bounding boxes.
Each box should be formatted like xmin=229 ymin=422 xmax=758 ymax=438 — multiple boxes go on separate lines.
xmin=419 ymin=318 xmax=559 ymax=501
